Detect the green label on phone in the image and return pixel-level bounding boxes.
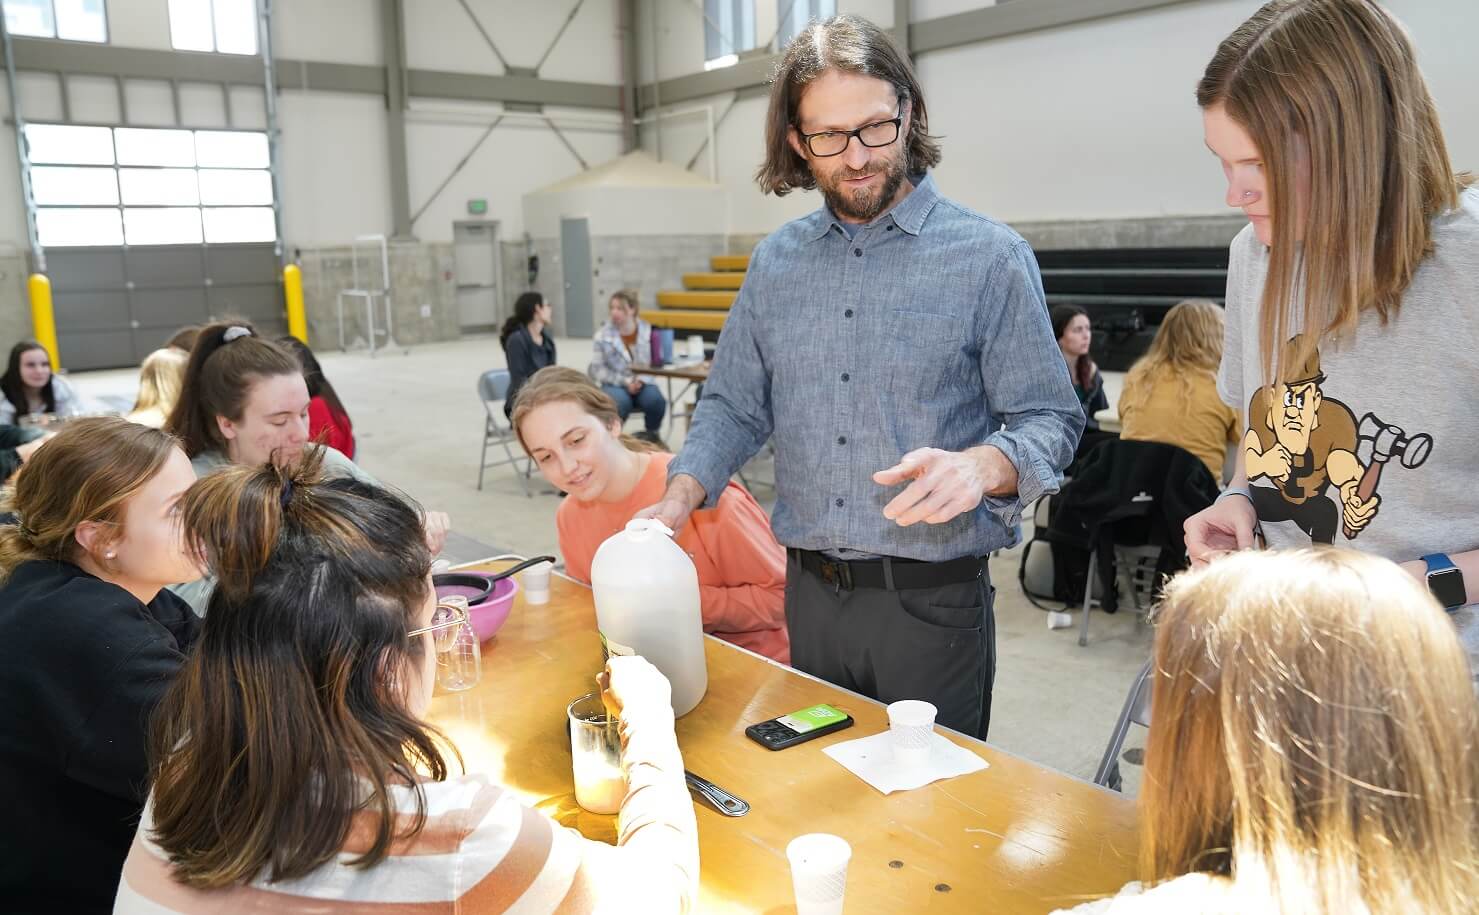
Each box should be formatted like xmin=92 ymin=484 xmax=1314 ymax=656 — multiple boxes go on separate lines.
xmin=777 ymin=704 xmax=848 ymax=734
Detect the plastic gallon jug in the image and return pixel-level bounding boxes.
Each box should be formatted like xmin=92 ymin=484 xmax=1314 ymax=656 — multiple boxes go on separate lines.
xmin=590 ymin=519 xmax=708 ymax=717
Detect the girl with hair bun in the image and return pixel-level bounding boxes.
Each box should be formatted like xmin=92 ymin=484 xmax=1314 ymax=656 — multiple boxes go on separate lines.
xmin=116 ymin=452 xmax=698 ymax=913
xmin=499 ymin=290 xmax=556 ymax=419
xmin=0 ymin=417 xmax=201 ymax=912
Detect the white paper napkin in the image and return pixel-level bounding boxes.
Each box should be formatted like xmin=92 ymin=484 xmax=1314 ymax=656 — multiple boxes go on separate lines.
xmin=822 ymin=730 xmax=989 ymax=794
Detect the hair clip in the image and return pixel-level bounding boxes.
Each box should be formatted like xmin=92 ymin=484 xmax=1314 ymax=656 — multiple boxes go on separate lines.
xmin=222 ymin=326 xmax=253 ymax=343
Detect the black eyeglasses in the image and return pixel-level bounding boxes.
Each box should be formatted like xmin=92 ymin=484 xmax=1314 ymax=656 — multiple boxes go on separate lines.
xmin=796 ymin=116 xmax=903 ymax=158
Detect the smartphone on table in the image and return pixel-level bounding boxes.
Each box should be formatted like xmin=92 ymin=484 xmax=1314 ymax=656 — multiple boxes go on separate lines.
xmin=745 ymin=703 xmax=854 ymax=750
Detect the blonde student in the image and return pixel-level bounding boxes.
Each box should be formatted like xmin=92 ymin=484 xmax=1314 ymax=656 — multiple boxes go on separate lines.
xmin=1184 ymin=0 xmax=1479 ymax=614
xmin=1055 ymin=549 xmax=1479 ymax=914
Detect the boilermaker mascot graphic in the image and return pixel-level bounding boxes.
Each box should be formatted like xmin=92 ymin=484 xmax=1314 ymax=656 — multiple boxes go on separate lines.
xmin=1245 ymin=336 xmax=1432 ymax=544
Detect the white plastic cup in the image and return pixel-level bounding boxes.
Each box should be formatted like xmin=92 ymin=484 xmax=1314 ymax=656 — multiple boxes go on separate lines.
xmin=887 ymin=699 xmax=937 ymax=768
xmin=687 ymin=334 xmax=705 ymax=360
xmin=786 ymin=833 xmax=851 ymax=915
xmin=522 ymin=560 xmax=553 ymax=605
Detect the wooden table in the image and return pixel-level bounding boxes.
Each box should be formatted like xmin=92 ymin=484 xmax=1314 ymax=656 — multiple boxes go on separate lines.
xmin=430 ymin=560 xmax=1140 ymax=914
xmin=634 ymin=361 xmax=710 ymax=438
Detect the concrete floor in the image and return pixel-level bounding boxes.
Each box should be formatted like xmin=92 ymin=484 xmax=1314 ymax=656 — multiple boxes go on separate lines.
xmin=68 ymin=335 xmax=1150 ymax=791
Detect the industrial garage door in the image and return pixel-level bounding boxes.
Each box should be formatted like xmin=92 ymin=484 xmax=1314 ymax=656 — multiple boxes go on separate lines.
xmin=25 ymin=123 xmax=282 ymax=370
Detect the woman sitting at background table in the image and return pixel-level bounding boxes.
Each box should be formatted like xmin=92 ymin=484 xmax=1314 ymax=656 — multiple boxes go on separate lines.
xmin=514 ymin=367 xmax=790 ymax=663
xmin=116 ymin=454 xmax=698 ymax=913
xmin=0 ymin=418 xmax=201 ymax=914
xmin=1117 ymin=300 xmax=1238 ymax=482
xmin=1051 ymin=305 xmax=1112 ymax=464
xmin=0 ymin=340 xmax=81 ymax=426
xmin=589 ymin=289 xmax=665 ymax=444
xmin=164 ymin=320 xmax=446 ymax=610
xmin=126 ymin=348 xmax=189 ymax=430
xmin=500 ymin=290 xmax=557 ymax=419
xmin=277 ymin=336 xmax=357 ymax=459
xmin=1055 ymin=548 xmax=1479 ymax=914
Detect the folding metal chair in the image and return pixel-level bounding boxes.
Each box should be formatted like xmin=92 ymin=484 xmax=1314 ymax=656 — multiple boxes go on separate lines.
xmin=476 ymin=369 xmax=532 ymax=497
xmin=1094 ymin=658 xmax=1154 ymax=790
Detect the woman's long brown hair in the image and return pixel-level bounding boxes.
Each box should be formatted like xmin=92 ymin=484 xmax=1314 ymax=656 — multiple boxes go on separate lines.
xmin=147 ymin=449 xmax=454 ymax=888
xmin=1144 ymin=549 xmax=1479 ymax=913
xmin=1196 ymin=0 xmax=1471 ymax=390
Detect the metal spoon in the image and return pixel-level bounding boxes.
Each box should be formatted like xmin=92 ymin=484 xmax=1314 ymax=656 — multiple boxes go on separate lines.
xmin=685 ymin=771 xmax=750 ymax=817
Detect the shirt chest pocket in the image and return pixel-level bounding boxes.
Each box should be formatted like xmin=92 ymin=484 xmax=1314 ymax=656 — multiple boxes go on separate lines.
xmin=886 ymin=310 xmax=969 ymax=395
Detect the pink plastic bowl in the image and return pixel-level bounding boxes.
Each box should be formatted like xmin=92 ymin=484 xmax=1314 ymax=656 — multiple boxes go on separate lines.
xmin=435 ymin=575 xmax=520 ymax=642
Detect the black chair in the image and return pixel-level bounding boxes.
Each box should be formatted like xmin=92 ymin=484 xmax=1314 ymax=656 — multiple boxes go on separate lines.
xmin=1046 ymin=439 xmax=1220 ymax=646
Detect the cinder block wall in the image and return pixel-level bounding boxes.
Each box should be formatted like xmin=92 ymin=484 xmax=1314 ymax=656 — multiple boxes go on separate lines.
xmin=296 ymin=242 xmax=462 ymax=351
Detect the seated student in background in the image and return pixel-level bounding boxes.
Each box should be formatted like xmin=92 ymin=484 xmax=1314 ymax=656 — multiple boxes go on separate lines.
xmin=1051 ymin=305 xmax=1112 ymax=463
xmin=0 ymin=340 xmax=80 ymax=425
xmin=165 ymin=321 xmax=447 ymax=610
xmin=1117 ymin=300 xmax=1238 ymax=482
xmin=589 ymin=289 xmax=666 ymax=444
xmin=500 ymin=290 xmax=557 ymax=419
xmin=1055 ymin=548 xmax=1479 ymax=914
xmin=277 ymin=336 xmax=356 ymax=459
xmin=0 ymin=418 xmax=201 ymax=914
xmin=514 ymin=367 xmax=790 ymax=663
xmin=0 ymin=424 xmax=50 ymax=486
xmin=125 ymin=348 xmax=189 ymax=429
xmin=116 ymin=454 xmax=698 ymax=913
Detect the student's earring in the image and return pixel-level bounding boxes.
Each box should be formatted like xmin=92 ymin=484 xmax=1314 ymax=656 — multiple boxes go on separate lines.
xmin=105 ymin=551 xmax=116 ymax=559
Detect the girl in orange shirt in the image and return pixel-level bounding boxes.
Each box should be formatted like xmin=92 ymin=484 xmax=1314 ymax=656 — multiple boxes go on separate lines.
xmin=513 ymin=367 xmax=790 ymax=664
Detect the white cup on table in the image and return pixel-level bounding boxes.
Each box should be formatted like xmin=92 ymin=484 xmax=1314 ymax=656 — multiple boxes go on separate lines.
xmin=522 ymin=560 xmax=553 ymax=605
xmin=787 ymin=833 xmax=851 ymax=915
xmin=887 ymin=699 xmax=937 ymax=768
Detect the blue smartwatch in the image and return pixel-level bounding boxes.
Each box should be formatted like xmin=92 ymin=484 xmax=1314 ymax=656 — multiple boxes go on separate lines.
xmin=1421 ymin=554 xmax=1466 ymax=611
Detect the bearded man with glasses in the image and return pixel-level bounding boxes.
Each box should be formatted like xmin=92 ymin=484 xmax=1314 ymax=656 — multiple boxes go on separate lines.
xmin=638 ymin=15 xmax=1081 ymax=740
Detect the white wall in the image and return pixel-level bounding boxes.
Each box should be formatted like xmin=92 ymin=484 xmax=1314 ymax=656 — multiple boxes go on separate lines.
xmin=406 ymin=103 xmax=626 ymax=243
xmin=523 ymin=184 xmax=727 ymax=239
xmin=404 ymin=0 xmax=621 ymax=84
xmin=274 ymin=0 xmax=381 ymax=66
xmin=276 ymin=91 xmax=392 ymax=245
xmin=638 ymin=0 xmax=1479 ymax=236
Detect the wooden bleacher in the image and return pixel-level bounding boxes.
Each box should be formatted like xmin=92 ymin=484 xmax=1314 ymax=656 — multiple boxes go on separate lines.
xmin=647 ymin=254 xmax=749 ymax=334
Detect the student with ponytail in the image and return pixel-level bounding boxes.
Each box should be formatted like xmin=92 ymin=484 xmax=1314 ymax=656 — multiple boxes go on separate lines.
xmin=500 ymin=290 xmax=557 ymax=419
xmin=0 ymin=418 xmax=201 ymax=914
xmin=164 ymin=319 xmax=448 ymax=610
xmin=116 ymin=453 xmax=698 ymax=913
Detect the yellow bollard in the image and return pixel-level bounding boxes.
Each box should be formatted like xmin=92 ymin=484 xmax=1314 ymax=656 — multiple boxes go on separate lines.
xmin=283 ymin=263 xmax=308 ymax=344
xmin=27 ymin=274 xmax=60 ymax=371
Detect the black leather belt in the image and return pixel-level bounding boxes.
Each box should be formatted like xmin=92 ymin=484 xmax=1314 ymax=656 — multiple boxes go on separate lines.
xmin=789 ymin=548 xmax=984 ymax=592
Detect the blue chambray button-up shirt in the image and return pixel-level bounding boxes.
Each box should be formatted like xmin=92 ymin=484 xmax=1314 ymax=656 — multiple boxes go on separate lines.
xmin=669 ymin=174 xmax=1084 ymax=562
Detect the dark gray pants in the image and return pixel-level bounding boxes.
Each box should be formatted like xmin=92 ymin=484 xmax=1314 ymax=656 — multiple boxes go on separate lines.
xmin=784 ymin=553 xmax=996 ymax=740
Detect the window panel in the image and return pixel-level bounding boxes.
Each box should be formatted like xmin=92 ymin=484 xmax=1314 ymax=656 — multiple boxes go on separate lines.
xmin=115 ymin=128 xmax=196 ymax=167
xmin=776 ymin=0 xmax=833 ymax=49
xmin=30 ymin=166 xmax=119 ymax=206
xmin=119 ymin=168 xmax=200 ymax=206
xmin=4 ymin=0 xmax=56 ymax=37
xmin=202 ymin=206 xmax=274 ymax=243
xmin=24 ymin=124 xmax=114 ymax=165
xmin=124 ymin=207 xmax=203 ymax=245
xmin=194 ymin=131 xmax=268 ymax=168
xmin=167 ymin=0 xmax=213 ymax=51
xmin=198 ymin=169 xmax=270 ymax=205
xmin=211 ymin=0 xmax=256 ymax=54
xmin=54 ymin=0 xmax=107 ymax=42
xmin=36 ymin=207 xmax=123 ymax=247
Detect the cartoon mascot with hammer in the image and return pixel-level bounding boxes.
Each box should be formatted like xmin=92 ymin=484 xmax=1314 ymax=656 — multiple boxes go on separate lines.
xmin=1245 ymin=336 xmax=1431 ymax=544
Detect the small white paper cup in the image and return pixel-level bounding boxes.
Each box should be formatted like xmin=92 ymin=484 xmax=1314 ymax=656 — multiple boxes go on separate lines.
xmin=888 ymin=699 xmax=937 ymax=767
xmin=522 ymin=561 xmax=553 ymax=605
xmin=787 ymin=833 xmax=851 ymax=915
